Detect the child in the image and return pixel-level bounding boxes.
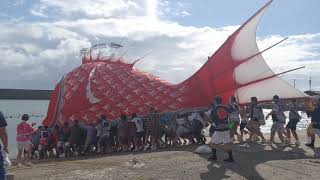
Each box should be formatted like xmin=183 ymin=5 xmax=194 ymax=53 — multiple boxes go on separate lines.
xmin=30 ymin=126 xmax=43 ymax=158
xmin=38 ymin=126 xmax=51 ymax=159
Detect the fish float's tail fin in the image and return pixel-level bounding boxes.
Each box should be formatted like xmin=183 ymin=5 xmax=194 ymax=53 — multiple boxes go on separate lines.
xmin=180 ymin=0 xmax=306 ymax=106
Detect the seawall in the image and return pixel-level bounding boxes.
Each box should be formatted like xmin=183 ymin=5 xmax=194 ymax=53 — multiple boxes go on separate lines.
xmin=0 ymin=89 xmax=53 ymax=100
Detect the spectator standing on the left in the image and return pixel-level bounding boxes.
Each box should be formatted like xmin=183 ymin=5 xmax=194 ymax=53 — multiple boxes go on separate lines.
xmin=16 ymin=114 xmax=36 ymax=167
xmin=0 ymin=111 xmax=8 ymax=179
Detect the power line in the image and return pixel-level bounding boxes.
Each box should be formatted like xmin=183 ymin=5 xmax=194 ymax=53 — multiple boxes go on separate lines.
xmin=309 ymin=76 xmax=312 ymax=91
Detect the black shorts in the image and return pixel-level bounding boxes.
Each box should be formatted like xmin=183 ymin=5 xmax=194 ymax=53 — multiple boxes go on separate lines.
xmin=286 ymin=119 xmax=299 ymax=131
xmin=240 ymin=122 xmax=247 ymax=130
xmin=136 ymin=131 xmax=145 ymax=139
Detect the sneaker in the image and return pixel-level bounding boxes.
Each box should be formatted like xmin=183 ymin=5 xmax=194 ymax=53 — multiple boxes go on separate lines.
xmin=268 ymin=140 xmax=275 ymax=145
xmin=253 ymin=135 xmax=259 ymax=141
xmin=305 ymin=143 xmax=315 ymax=149
xmin=25 ymin=163 xmax=34 ymax=166
xmin=261 ymin=139 xmax=266 ymax=144
xmin=295 ymin=140 xmax=300 ymax=146
xmin=208 ymin=156 xmax=217 ymax=161
xmin=223 ymin=158 xmax=234 ymax=162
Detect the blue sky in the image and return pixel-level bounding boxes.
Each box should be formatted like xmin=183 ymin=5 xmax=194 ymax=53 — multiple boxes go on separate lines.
xmin=0 ymin=0 xmax=319 ymax=91
xmin=170 ymin=0 xmax=320 ymax=36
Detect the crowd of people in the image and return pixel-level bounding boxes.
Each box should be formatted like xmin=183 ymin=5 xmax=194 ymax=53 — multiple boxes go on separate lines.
xmin=207 ymin=95 xmax=320 ymax=162
xmin=14 ymin=107 xmax=209 ymax=167
xmin=6 ymin=94 xmax=320 ymax=167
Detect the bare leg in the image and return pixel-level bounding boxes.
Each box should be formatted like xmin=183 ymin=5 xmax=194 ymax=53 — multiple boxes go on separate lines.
xmin=305 ymin=127 xmax=316 ymax=148
xmin=26 ymin=148 xmax=32 ymax=165
xmin=208 ymin=142 xmax=218 ymax=161
xmin=286 ymin=128 xmax=291 ymax=140
xmin=151 ymin=137 xmax=156 ymax=150
xmin=16 ymin=149 xmax=23 ymax=166
xmin=222 ymin=143 xmax=234 ymax=162
xmin=277 ymin=130 xmax=285 ymax=144
xmin=257 ymin=131 xmax=266 ymax=142
xmin=144 ymin=132 xmax=149 ymax=150
xmin=292 ymin=130 xmax=299 ymax=141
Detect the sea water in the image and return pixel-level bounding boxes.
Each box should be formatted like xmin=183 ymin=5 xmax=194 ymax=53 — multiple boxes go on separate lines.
xmin=0 ymin=100 xmax=49 ymax=158
xmin=0 ymin=100 xmax=312 ymax=158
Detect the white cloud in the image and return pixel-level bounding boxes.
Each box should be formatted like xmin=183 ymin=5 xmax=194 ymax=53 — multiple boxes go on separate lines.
xmin=31 ymin=0 xmax=146 ymax=19
xmin=258 ymin=34 xmax=320 ymax=91
xmin=158 ymin=0 xmax=191 ymax=18
xmin=0 ymin=0 xmax=319 ymax=91
xmin=177 ymin=10 xmax=191 ymax=17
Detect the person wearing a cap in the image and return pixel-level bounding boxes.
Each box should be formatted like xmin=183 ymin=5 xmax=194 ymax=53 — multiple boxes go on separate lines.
xmin=0 ymin=111 xmax=8 ymax=179
xmin=16 ymin=114 xmax=36 ymax=166
xmin=266 ymin=95 xmax=287 ymax=146
xmin=208 ymin=95 xmax=234 ymax=162
xmin=305 ymin=98 xmax=320 ymax=149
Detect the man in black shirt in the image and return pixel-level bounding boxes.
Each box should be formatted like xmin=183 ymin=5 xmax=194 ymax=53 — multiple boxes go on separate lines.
xmin=208 ymin=96 xmax=234 ymax=162
xmin=0 ymin=111 xmax=8 ymax=179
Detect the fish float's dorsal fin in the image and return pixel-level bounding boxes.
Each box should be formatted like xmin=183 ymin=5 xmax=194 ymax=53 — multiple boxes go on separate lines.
xmin=180 ymin=0 xmax=306 ymax=106
xmin=81 ymin=42 xmax=134 ymax=68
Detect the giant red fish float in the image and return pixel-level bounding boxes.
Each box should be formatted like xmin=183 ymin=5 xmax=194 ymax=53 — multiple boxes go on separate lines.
xmin=43 ymin=0 xmax=307 ymax=127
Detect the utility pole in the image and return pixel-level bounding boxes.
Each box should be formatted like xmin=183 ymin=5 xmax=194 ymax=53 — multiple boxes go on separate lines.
xmin=309 ymin=76 xmax=312 ymax=91
xmin=293 ymin=79 xmax=296 ymax=88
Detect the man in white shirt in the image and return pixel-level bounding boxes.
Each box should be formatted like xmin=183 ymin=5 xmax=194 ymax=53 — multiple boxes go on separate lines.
xmin=131 ymin=113 xmax=144 ymax=151
xmin=96 ymin=116 xmax=111 ymax=153
xmin=266 ymin=95 xmax=286 ymax=145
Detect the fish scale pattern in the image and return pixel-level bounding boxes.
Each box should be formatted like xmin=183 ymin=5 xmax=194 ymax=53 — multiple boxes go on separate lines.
xmin=55 ymin=60 xmax=191 ymax=123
